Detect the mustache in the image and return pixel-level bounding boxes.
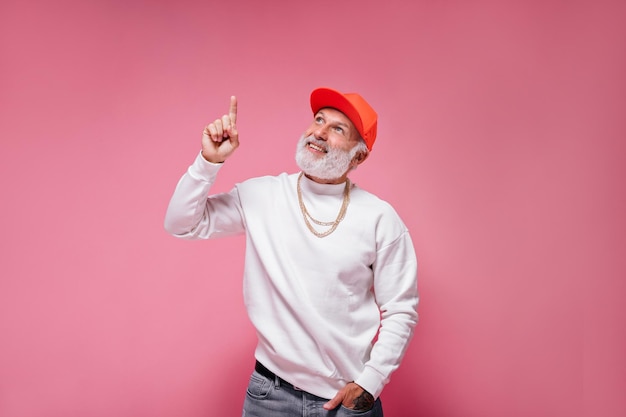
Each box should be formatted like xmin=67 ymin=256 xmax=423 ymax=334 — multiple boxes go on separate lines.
xmin=302 ymin=135 xmax=328 ymax=152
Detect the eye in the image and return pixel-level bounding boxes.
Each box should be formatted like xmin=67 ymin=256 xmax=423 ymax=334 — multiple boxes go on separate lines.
xmin=315 ymin=116 xmax=324 ymax=124
xmin=333 ymin=126 xmax=344 ymax=134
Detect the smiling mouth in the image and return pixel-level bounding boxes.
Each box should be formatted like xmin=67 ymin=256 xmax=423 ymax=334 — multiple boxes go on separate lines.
xmin=307 ymin=142 xmax=327 ymax=153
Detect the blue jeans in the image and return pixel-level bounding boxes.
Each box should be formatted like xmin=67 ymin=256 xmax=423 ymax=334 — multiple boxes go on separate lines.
xmin=242 ymin=369 xmax=384 ymax=417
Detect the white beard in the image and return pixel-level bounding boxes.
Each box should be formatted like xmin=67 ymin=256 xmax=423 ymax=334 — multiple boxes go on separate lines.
xmin=295 ymin=135 xmax=360 ymax=180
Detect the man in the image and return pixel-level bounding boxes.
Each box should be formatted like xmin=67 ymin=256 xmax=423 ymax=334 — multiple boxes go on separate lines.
xmin=164 ymin=87 xmax=418 ymax=416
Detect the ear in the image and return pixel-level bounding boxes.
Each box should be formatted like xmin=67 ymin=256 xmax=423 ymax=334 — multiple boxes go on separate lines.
xmin=351 ymin=150 xmax=369 ymax=169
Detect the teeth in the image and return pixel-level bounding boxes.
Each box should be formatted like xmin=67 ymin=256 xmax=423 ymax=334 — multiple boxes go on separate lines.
xmin=309 ymin=143 xmax=326 ymax=153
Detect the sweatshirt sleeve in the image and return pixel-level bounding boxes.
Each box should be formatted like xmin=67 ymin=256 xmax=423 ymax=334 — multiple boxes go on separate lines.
xmin=355 ymin=227 xmax=419 ymax=399
xmin=164 ymin=152 xmax=245 ymax=239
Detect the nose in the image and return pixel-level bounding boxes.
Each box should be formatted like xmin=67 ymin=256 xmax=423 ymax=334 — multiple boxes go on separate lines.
xmin=313 ymin=124 xmax=329 ymax=141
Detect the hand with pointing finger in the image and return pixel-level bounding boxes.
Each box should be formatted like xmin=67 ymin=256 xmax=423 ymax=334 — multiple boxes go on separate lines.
xmin=201 ymin=96 xmax=239 ymax=163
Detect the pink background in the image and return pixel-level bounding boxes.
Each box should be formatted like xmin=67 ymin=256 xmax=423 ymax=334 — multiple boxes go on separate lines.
xmin=1 ymin=1 xmax=624 ymax=416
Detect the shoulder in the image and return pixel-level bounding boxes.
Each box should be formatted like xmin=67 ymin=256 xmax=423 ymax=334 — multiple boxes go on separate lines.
xmin=351 ymin=185 xmax=399 ymax=216
xmin=238 ymin=172 xmax=294 ymax=186
xmin=350 ymin=185 xmax=409 ymax=235
xmin=235 ymin=172 xmax=296 ymax=196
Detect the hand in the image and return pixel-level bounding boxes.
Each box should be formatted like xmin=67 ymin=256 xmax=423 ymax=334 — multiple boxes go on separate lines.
xmin=323 ymin=382 xmax=375 ymax=411
xmin=201 ymin=96 xmax=239 ymax=163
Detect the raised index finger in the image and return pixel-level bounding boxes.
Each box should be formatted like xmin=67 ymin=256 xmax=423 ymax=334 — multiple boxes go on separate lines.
xmin=229 ymin=96 xmax=237 ymax=125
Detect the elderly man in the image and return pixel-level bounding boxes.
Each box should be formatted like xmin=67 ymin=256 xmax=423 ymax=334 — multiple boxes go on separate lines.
xmin=164 ymin=87 xmax=418 ymax=416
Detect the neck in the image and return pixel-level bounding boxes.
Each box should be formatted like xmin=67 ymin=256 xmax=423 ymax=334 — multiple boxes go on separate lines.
xmin=303 ymin=172 xmax=349 ymax=185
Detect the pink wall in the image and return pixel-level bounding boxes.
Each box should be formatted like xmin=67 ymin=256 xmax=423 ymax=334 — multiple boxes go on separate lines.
xmin=1 ymin=1 xmax=624 ymax=416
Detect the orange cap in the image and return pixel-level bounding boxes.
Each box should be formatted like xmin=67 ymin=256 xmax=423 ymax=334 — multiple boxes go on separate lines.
xmin=310 ymin=87 xmax=378 ymax=151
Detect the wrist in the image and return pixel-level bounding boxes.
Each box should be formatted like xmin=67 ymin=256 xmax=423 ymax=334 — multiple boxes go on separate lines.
xmin=201 ymin=152 xmax=224 ymax=164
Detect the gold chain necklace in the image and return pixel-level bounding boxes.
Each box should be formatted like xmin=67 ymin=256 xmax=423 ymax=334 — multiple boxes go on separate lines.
xmin=297 ymin=172 xmax=350 ymax=238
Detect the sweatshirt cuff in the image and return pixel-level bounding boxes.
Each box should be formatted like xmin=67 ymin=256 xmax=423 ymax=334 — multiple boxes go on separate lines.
xmin=187 ymin=151 xmax=224 ymax=182
xmin=354 ymin=366 xmax=386 ymax=400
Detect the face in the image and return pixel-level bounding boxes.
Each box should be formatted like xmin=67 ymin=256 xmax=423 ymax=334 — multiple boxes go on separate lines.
xmin=295 ymin=108 xmax=368 ymax=183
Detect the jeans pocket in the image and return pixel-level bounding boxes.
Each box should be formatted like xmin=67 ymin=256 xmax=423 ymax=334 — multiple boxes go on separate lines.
xmin=338 ymin=405 xmax=372 ymax=415
xmin=246 ymin=371 xmax=272 ymax=399
xmin=338 ymin=398 xmax=382 ymax=416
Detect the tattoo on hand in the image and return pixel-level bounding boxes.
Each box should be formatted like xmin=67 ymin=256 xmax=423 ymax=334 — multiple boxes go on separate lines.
xmin=353 ymin=390 xmax=375 ymax=411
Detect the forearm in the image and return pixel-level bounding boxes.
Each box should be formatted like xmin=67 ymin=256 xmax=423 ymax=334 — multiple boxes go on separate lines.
xmin=356 ymin=232 xmax=419 ymax=398
xmin=355 ymin=308 xmax=417 ymax=398
xmin=163 ymin=152 xmax=225 ymax=238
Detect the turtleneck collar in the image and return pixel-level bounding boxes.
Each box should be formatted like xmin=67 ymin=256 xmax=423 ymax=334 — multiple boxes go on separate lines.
xmin=298 ymin=172 xmax=350 ymax=196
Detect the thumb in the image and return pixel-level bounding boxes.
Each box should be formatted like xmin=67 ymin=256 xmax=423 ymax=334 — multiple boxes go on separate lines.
xmin=323 ymin=391 xmax=344 ymax=410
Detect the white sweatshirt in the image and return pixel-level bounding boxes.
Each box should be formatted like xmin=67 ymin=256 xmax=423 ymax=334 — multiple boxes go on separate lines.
xmin=164 ymin=153 xmax=418 ymax=399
